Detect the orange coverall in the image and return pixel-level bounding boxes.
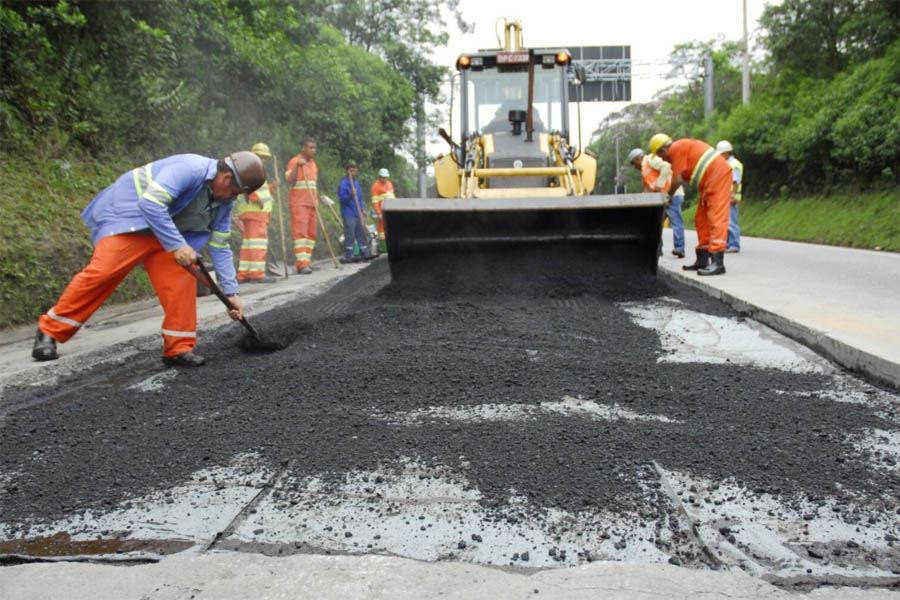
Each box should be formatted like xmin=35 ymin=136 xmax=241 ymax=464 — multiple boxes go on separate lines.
xmin=369 ymin=179 xmax=394 ymax=245
xmin=284 ymin=156 xmax=318 ymax=270
xmin=667 ymin=139 xmax=732 ymax=253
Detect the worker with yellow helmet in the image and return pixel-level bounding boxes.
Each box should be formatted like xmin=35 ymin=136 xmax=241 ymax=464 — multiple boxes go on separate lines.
xmin=649 ymin=133 xmax=732 ymax=276
xmin=233 ymin=142 xmax=280 ymax=283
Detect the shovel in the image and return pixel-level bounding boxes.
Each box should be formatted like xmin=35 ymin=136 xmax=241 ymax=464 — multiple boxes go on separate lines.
xmin=185 ymin=260 xmax=285 ymax=353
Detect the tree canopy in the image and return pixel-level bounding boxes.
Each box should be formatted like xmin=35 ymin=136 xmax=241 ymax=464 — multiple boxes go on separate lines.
xmin=589 ymin=0 xmax=900 ymax=197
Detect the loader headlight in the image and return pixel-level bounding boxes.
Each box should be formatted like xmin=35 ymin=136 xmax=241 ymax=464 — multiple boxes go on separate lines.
xmin=555 ymin=52 xmax=570 ymax=66
xmin=457 ymin=55 xmax=471 ymax=69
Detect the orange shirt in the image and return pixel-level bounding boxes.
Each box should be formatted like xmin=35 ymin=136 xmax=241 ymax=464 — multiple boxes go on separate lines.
xmin=667 ymin=139 xmax=732 ymax=192
xmin=285 ymin=155 xmax=318 ymax=206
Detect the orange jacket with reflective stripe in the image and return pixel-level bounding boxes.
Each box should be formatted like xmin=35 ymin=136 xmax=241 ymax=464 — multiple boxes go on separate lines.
xmin=285 ymin=156 xmax=318 ymax=206
xmin=370 ymin=180 xmax=395 ymax=217
xmin=668 ymin=139 xmax=732 ymax=193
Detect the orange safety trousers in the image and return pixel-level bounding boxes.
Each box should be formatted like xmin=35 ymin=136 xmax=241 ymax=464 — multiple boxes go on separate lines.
xmin=695 ymin=168 xmax=732 ymax=253
xmin=236 ymin=213 xmax=270 ymax=281
xmin=289 ymin=200 xmax=317 ymax=269
xmin=38 ymin=233 xmax=197 ymax=357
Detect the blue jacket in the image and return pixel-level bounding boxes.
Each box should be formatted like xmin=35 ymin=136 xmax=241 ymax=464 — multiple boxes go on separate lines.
xmin=80 ymin=154 xmax=239 ymax=294
xmin=337 ymin=176 xmax=365 ymax=218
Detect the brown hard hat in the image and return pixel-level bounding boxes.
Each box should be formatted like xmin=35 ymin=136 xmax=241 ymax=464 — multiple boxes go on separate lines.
xmin=224 ymin=151 xmax=266 ymax=194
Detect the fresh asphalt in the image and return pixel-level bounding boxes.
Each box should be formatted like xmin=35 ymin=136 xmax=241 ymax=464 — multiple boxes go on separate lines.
xmin=0 ymin=236 xmax=898 ymax=600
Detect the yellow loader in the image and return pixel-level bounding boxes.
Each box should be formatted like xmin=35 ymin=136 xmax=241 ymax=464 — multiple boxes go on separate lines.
xmin=383 ymin=21 xmax=665 ymax=286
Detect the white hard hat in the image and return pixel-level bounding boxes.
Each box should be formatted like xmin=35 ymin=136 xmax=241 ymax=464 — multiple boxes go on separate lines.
xmin=626 ymin=148 xmax=644 ymax=163
xmin=378 ymin=168 xmax=390 ymax=178
xmin=716 ymin=140 xmax=733 ymax=154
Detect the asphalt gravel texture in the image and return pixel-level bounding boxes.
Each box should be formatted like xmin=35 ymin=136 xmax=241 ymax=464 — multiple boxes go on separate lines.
xmin=1 ymin=248 xmax=898 ymax=567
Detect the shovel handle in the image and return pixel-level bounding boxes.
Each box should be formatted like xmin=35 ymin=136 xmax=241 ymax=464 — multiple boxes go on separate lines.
xmin=185 ymin=261 xmax=263 ymax=341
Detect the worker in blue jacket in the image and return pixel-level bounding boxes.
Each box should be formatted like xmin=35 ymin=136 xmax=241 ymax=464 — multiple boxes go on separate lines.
xmin=337 ymin=163 xmax=373 ymax=263
xmin=32 ymin=152 xmax=266 ymax=367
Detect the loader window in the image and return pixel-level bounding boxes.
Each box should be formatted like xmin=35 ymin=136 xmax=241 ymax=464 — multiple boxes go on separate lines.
xmin=464 ymin=66 xmax=565 ymax=136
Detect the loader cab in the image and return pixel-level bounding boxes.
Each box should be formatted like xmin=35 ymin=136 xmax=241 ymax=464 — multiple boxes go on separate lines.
xmin=457 ymin=50 xmax=571 ymax=144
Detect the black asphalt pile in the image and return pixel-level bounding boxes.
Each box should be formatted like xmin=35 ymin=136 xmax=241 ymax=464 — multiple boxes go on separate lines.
xmin=1 ymin=257 xmax=898 ymax=542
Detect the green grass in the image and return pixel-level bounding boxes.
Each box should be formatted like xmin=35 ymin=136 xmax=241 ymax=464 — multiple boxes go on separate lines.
xmin=681 ymin=188 xmax=900 ymax=251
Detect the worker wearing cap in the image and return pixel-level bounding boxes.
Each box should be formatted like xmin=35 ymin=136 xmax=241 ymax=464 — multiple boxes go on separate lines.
xmin=233 ymin=142 xmax=279 ymax=283
xmin=285 ymin=139 xmax=318 ymax=274
xmin=649 ymin=134 xmax=732 ymax=275
xmin=716 ymin=140 xmax=743 ymax=253
xmin=628 ymin=148 xmax=686 ymax=258
xmin=338 ymin=164 xmax=373 ymax=263
xmin=370 ymin=168 xmax=394 ymax=254
xmin=32 ymin=152 xmax=266 ymax=366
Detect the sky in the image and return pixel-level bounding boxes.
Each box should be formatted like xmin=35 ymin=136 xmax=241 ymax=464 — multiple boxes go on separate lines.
xmin=425 ymin=0 xmax=780 ymax=155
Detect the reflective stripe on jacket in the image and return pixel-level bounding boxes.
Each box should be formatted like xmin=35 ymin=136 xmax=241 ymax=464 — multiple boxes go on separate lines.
xmin=234 ymin=180 xmax=274 ymax=216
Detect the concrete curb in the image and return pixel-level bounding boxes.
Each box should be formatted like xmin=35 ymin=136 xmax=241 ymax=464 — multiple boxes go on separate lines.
xmin=658 ymin=266 xmax=900 ymax=392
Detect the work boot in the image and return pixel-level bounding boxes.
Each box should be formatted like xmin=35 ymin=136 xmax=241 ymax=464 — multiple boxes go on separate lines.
xmin=698 ymin=252 xmax=726 ymax=276
xmin=671 ymin=249 xmax=685 ymax=258
xmin=339 ymin=257 xmax=353 ymax=264
xmin=32 ymin=329 xmax=58 ymax=361
xmin=162 ymin=352 xmax=206 ymax=367
xmin=297 ymin=266 xmax=313 ymax=275
xmin=682 ymin=249 xmax=710 ymax=271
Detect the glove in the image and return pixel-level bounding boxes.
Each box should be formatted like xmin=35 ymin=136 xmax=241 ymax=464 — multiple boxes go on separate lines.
xmin=322 ymin=195 xmax=335 ymax=207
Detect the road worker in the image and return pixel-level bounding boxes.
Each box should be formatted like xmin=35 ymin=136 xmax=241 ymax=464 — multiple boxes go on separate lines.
xmin=370 ymin=168 xmax=394 ymax=254
xmin=32 ymin=152 xmax=266 ymax=366
xmin=338 ymin=164 xmax=373 ymax=263
xmin=716 ymin=140 xmax=743 ymax=253
xmin=628 ymin=148 xmax=686 ymax=258
xmin=233 ymin=142 xmax=279 ymax=283
xmin=284 ymin=139 xmax=319 ymax=274
xmin=650 ymin=134 xmax=732 ymax=276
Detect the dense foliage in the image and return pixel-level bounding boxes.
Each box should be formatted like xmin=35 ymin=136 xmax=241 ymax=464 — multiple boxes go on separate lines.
xmin=590 ymin=0 xmax=900 ymax=197
xmin=0 ymin=0 xmax=466 ymax=328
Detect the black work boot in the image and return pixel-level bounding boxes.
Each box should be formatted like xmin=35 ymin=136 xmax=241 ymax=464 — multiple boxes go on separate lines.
xmin=32 ymin=329 xmax=58 ymax=361
xmin=162 ymin=352 xmax=206 ymax=367
xmin=698 ymin=252 xmax=726 ymax=276
xmin=682 ymin=249 xmax=710 ymax=271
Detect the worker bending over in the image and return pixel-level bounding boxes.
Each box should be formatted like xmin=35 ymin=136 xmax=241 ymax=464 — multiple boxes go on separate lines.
xmin=650 ymin=134 xmax=732 ymax=276
xmin=627 ymin=148 xmax=686 ymax=258
xmin=32 ymin=152 xmax=266 ymax=366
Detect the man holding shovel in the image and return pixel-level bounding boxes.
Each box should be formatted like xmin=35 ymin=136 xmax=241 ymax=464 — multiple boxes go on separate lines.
xmin=284 ymin=139 xmax=319 ymax=274
xmin=31 ymin=152 xmax=266 ymax=367
xmin=337 ymin=164 xmax=373 ymax=263
xmin=233 ymin=142 xmax=279 ymax=284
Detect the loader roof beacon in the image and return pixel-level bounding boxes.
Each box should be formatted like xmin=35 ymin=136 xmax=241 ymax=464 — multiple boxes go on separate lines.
xmin=382 ymin=19 xmax=666 ymax=284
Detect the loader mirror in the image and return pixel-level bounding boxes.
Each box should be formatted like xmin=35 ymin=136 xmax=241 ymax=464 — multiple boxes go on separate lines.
xmin=508 ymin=110 xmax=526 ymax=136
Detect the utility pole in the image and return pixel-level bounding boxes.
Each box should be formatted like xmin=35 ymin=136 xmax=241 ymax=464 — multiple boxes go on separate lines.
xmin=742 ymin=0 xmax=750 ymax=105
xmin=415 ymin=93 xmax=426 ymax=198
xmin=614 ymin=134 xmax=624 ymax=194
xmin=704 ymin=55 xmax=714 ymax=118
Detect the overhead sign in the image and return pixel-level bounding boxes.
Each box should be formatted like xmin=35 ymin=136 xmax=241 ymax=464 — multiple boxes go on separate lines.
xmin=567 ymin=46 xmax=632 ymax=102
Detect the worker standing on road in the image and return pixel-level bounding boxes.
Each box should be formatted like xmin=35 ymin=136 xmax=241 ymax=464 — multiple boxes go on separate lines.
xmin=233 ymin=142 xmax=279 ymax=284
xmin=650 ymin=134 xmax=732 ymax=276
xmin=338 ymin=164 xmax=372 ymax=263
xmin=31 ymin=152 xmax=266 ymax=366
xmin=628 ymin=148 xmax=686 ymax=259
xmin=716 ymin=140 xmax=743 ymax=254
xmin=370 ymin=168 xmax=394 ymax=254
xmin=285 ymin=139 xmax=318 ymax=274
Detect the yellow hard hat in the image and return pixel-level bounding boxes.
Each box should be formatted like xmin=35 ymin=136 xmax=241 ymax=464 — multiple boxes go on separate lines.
xmin=251 ymin=142 xmax=272 ymax=158
xmin=649 ymin=133 xmax=672 ymax=156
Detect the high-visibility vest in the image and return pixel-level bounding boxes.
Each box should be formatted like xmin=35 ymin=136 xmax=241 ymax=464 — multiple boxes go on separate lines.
xmin=728 ymin=156 xmax=743 ymax=201
xmin=370 ymin=180 xmax=395 ymax=217
xmin=640 ymin=157 xmax=671 ymax=193
xmin=234 ymin=180 xmax=273 ymax=216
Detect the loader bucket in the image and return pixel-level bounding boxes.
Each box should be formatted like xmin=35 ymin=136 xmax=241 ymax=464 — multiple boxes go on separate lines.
xmin=382 ymin=193 xmax=666 ymax=292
